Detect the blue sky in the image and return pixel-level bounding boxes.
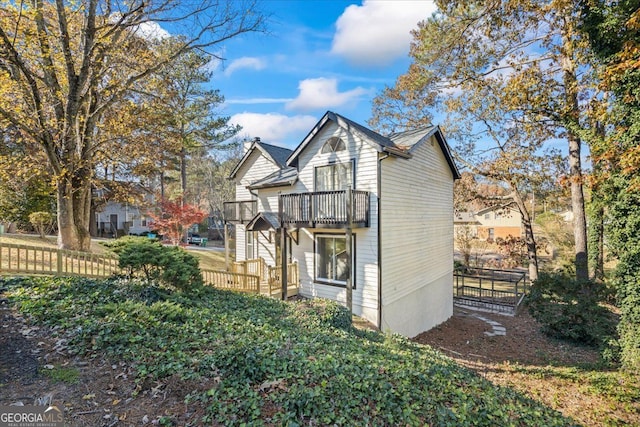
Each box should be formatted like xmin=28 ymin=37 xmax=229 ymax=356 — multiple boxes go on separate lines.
xmin=207 ymin=0 xmax=438 ymax=149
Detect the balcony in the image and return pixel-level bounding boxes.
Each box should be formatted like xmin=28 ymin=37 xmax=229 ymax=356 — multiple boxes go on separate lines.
xmin=279 ymin=189 xmax=370 ymax=229
xmin=223 ymin=200 xmax=257 ymax=223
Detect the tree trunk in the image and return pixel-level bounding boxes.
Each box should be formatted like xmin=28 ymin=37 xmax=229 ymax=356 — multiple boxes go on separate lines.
xmin=56 ymin=176 xmax=92 ymax=252
xmin=180 ymin=146 xmax=187 ymax=195
xmin=561 ymin=30 xmax=589 ymax=282
xmin=512 ymin=190 xmax=538 ymax=281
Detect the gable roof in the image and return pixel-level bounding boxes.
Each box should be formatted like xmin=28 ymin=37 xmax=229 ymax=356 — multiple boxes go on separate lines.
xmin=248 ymin=167 xmax=298 ymax=190
xmin=286 ymin=111 xmax=461 ymax=179
xmin=229 ymin=140 xmax=293 ymax=179
xmin=475 ymin=203 xmax=519 ymax=216
xmin=454 ymin=211 xmax=480 ymax=224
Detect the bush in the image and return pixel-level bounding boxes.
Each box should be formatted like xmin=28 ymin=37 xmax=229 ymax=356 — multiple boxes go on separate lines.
xmin=28 ymin=211 xmax=54 ymax=238
xmin=292 ymin=298 xmax=352 ymax=330
xmin=159 ymin=246 xmax=203 ymax=290
xmin=526 ymin=271 xmax=617 ymax=348
xmin=105 ymin=237 xmax=202 ymax=291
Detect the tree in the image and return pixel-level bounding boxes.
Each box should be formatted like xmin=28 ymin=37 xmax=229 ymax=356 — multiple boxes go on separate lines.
xmin=149 ymin=197 xmax=206 ymax=246
xmin=0 ymin=126 xmax=55 ymax=229
xmin=0 ymin=1 xmax=264 ymax=251
xmin=149 ymin=42 xmax=240 ymax=200
xmin=371 ymin=0 xmax=595 ymax=281
xmin=29 ymin=211 xmax=54 ymax=238
xmin=582 ymin=0 xmax=640 ymax=370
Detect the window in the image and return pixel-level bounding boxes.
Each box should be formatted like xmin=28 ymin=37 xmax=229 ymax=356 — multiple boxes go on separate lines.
xmin=484 ymin=213 xmax=490 ymax=219
xmin=246 ymin=231 xmax=256 ymax=259
xmin=321 ymin=136 xmax=345 ymax=153
xmin=488 ymin=228 xmax=495 ymax=240
xmin=315 ymin=161 xmax=353 ymax=191
xmin=315 ymin=234 xmax=355 ymax=286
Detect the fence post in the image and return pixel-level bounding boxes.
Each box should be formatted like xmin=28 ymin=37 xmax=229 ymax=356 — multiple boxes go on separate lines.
xmin=56 ymin=248 xmax=63 ymax=276
xmin=243 ymin=262 xmax=247 ymax=290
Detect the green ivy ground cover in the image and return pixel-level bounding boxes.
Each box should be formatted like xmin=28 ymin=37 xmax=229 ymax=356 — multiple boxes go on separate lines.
xmin=4 ymin=276 xmax=576 ymax=426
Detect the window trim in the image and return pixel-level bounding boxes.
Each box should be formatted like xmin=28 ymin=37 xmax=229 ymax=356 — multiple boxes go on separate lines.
xmin=246 ymin=230 xmax=256 ymax=259
xmin=321 ymin=136 xmax=346 ymax=153
xmin=313 ymin=159 xmax=356 ymax=192
xmin=313 ymin=232 xmax=356 ymax=288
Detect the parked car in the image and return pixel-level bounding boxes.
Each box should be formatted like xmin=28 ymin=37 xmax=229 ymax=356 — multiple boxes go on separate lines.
xmin=187 ymin=233 xmax=203 ymax=245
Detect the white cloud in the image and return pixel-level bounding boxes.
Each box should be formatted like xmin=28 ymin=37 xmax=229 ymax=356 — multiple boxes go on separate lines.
xmin=331 ymin=0 xmax=437 ymax=67
xmin=285 ymin=78 xmax=370 ymax=112
xmin=224 ymin=57 xmax=266 ymax=76
xmin=133 ymin=21 xmax=170 ymax=40
xmin=230 ymin=112 xmax=317 ymax=145
xmin=226 ymin=97 xmax=294 ymax=105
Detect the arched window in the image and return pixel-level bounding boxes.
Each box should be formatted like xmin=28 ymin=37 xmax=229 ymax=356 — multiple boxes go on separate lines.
xmin=321 ymin=136 xmax=346 ymax=153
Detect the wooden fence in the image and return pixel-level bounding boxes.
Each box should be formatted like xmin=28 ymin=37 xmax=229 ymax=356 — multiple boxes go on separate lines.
xmin=0 ymin=242 xmax=295 ymax=298
xmin=0 ymin=242 xmax=120 ymax=278
xmin=201 ymin=269 xmax=261 ymax=293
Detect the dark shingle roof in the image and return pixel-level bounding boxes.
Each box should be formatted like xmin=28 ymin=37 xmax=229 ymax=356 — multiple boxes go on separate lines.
xmin=331 ymin=112 xmax=395 ymax=148
xmin=248 ymin=167 xmax=298 ymax=190
xmin=257 ymin=142 xmax=293 ymax=168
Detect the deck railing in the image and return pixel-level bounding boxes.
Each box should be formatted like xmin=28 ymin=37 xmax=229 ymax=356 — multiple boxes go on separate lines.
xmin=453 ymin=266 xmax=527 ymax=313
xmin=267 ymin=262 xmax=299 ymax=294
xmin=231 ymin=257 xmax=267 ymax=278
xmin=201 ymin=269 xmax=260 ymax=293
xmin=0 ymin=242 xmax=120 ymax=278
xmin=279 ymin=190 xmax=370 ymax=228
xmin=223 ymin=200 xmax=257 ymax=223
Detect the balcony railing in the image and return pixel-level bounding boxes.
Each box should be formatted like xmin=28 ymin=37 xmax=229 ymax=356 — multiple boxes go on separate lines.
xmin=223 ymin=200 xmax=257 ymax=223
xmin=279 ymin=189 xmax=370 ymax=229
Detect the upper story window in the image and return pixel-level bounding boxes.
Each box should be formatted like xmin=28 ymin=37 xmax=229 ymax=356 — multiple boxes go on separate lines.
xmin=321 ymin=137 xmax=346 ymax=154
xmin=315 ymin=161 xmax=353 ymax=191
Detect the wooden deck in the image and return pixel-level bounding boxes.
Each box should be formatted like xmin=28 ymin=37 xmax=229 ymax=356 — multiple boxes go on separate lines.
xmin=206 ymin=258 xmax=300 ymax=298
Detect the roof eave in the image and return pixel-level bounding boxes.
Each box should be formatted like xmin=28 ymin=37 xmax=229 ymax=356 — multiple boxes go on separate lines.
xmin=247 ymin=178 xmax=298 ymax=190
xmin=382 ymin=146 xmax=412 ymax=159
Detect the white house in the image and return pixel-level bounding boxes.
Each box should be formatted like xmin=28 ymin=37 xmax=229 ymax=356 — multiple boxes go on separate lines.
xmin=93 ymin=183 xmax=154 ymax=237
xmin=225 ymin=111 xmax=460 ymax=337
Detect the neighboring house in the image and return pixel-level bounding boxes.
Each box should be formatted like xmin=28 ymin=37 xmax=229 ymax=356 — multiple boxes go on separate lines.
xmin=454 ymin=205 xmax=523 ymax=241
xmin=453 ymin=211 xmax=480 ymax=239
xmin=225 ymin=111 xmax=460 ymax=337
xmin=93 ymin=183 xmax=154 ymax=237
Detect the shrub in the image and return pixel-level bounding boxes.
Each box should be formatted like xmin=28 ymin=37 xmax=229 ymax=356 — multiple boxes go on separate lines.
xmin=526 ymin=271 xmax=617 ymax=348
xmin=106 ymin=237 xmax=202 ymax=291
xmin=292 ymin=298 xmax=352 ymax=330
xmin=159 ymin=246 xmax=203 ymax=290
xmin=28 ymin=211 xmax=54 ymax=238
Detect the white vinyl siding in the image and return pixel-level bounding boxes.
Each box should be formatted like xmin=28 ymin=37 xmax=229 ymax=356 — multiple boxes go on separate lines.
xmin=380 ymin=135 xmax=455 ymax=336
xmin=292 ymin=122 xmax=379 ymax=326
xmin=233 ymin=149 xmax=281 ymax=262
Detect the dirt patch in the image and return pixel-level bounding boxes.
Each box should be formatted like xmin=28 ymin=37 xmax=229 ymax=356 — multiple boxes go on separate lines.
xmin=414 ymin=307 xmax=640 ymax=426
xmin=414 ymin=307 xmax=600 ymax=367
xmin=0 ymin=300 xmax=204 ymax=426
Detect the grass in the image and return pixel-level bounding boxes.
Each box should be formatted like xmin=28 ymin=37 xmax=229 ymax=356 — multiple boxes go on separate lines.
xmin=4 ymin=275 xmax=575 ymax=426
xmin=0 ymin=233 xmax=230 ymax=271
xmin=41 ymin=365 xmax=80 ymax=384
xmin=491 ymin=363 xmax=639 ymax=426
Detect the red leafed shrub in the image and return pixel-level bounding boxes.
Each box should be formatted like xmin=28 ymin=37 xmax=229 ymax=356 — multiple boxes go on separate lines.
xmin=149 ymin=197 xmax=206 ymax=245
